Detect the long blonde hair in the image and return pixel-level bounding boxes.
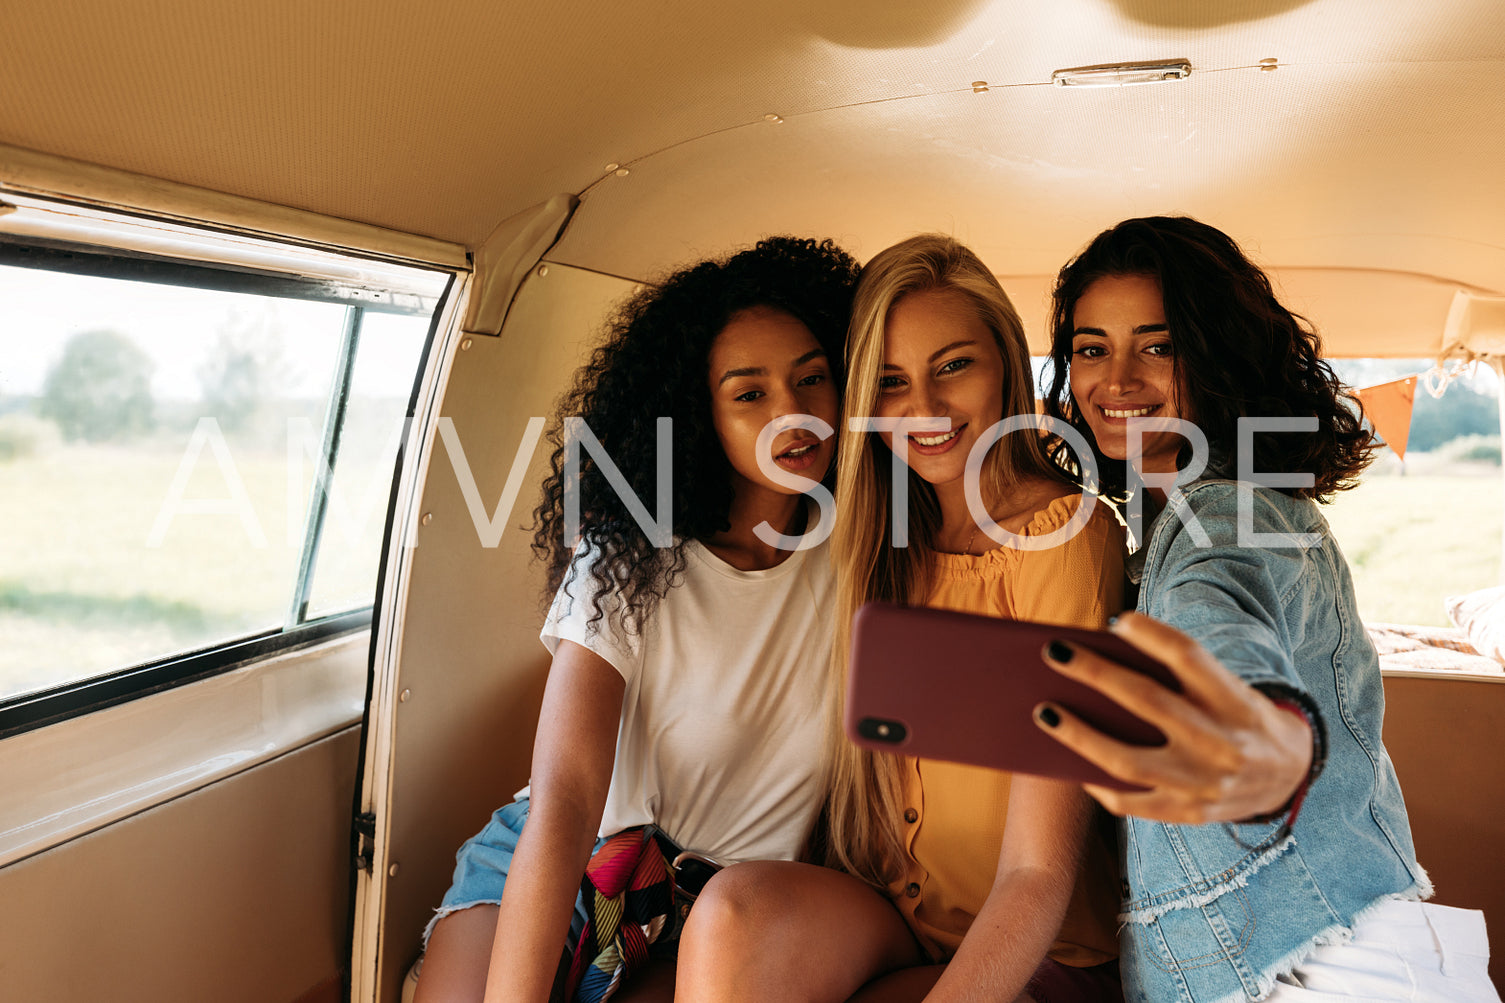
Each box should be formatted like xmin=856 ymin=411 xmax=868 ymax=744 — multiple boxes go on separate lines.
xmin=824 ymin=233 xmax=1063 ymax=887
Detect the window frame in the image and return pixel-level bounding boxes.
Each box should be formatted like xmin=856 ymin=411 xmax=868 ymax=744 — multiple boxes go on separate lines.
xmin=0 ymin=229 xmax=453 ymax=740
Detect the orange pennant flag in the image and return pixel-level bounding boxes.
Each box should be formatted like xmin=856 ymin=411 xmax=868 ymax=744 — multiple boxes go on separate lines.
xmin=1356 ymin=376 xmax=1417 ymax=460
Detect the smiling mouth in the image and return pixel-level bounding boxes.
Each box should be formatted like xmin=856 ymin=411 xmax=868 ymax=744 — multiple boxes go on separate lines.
xmin=910 ymin=428 xmax=961 ymax=447
xmin=1100 ymin=404 xmax=1161 ymax=419
xmin=774 ymin=440 xmax=823 ymax=470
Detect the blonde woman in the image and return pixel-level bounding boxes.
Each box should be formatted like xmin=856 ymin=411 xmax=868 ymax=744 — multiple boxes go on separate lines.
xmin=675 ymin=235 xmax=1124 ymax=1003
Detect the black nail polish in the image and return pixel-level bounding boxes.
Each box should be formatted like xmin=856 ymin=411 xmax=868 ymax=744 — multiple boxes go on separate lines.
xmin=1048 ymin=640 xmax=1073 ymax=663
xmin=1037 ymin=705 xmax=1061 ymax=728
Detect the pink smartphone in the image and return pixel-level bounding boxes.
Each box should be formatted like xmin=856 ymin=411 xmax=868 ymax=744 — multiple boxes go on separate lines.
xmin=845 ymin=601 xmax=1181 ymax=790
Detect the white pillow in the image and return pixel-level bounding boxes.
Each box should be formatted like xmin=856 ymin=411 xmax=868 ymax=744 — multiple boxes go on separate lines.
xmin=1445 ymin=586 xmax=1505 ymax=665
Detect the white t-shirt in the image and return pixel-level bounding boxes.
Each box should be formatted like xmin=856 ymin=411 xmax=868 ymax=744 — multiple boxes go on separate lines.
xmin=540 ymin=537 xmax=833 ymax=864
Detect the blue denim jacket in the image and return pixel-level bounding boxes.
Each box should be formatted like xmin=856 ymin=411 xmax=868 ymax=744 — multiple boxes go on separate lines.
xmin=1120 ymin=481 xmax=1430 ymax=1003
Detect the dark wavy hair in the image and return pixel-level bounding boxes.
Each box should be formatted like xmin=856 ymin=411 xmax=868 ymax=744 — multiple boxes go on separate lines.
xmin=1043 ymin=216 xmax=1375 ymax=502
xmin=531 ymin=236 xmax=859 ymax=631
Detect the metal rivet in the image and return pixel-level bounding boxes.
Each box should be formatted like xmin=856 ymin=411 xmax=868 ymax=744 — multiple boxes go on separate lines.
xmin=604 ymin=162 xmax=619 ymax=172
xmin=388 ymin=863 xmax=400 ymax=877
xmin=763 ymin=113 xmax=783 ymax=123
xmin=460 ymin=337 xmax=473 ymax=351
xmin=971 ymin=80 xmax=989 ymax=93
xmin=1259 ymin=57 xmax=1279 ymax=71
xmin=537 ymin=264 xmax=549 ymax=277
xmin=399 ymin=689 xmax=411 ymax=703
xmin=615 ymin=168 xmax=630 ymax=177
xmin=421 ymin=512 xmax=433 ymax=526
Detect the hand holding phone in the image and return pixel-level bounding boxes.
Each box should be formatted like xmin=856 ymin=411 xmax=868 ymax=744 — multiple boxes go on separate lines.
xmin=845 ymin=602 xmax=1180 ymax=790
xmin=1036 ymin=610 xmax=1317 ymax=823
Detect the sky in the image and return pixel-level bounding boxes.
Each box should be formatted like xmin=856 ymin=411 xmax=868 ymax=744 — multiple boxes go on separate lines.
xmin=0 ymin=264 xmax=433 ymax=403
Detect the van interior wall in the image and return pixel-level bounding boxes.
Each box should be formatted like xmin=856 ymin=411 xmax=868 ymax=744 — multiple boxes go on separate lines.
xmin=0 ymin=727 xmax=358 ymax=1002
xmin=1382 ymin=672 xmax=1505 ymax=987
xmin=372 ymin=262 xmax=638 ymax=1002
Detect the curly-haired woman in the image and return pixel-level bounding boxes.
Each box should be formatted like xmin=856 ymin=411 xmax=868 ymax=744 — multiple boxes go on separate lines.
xmin=414 ymin=236 xmax=860 ymax=1003
xmin=1037 ymin=216 xmax=1496 ymax=1002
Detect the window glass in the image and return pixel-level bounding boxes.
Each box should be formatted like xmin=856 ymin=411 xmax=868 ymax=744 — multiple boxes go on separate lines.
xmin=301 ymin=310 xmax=431 ymax=619
xmin=0 ymin=249 xmax=442 ymax=704
xmin=1323 ymin=359 xmax=1501 ymax=627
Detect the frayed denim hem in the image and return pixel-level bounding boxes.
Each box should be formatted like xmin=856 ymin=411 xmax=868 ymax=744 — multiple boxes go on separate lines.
xmin=1127 ymin=876 xmax=1436 ymax=1003
xmin=1120 ymin=834 xmax=1298 ymax=925
xmin=420 ymin=897 xmax=501 ymax=948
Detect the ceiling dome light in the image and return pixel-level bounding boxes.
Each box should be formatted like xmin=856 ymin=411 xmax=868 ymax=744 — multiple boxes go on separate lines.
xmin=1051 ymin=60 xmax=1191 ymax=87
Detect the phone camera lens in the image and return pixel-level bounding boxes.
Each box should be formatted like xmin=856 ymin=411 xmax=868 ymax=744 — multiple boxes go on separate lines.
xmin=857 ymin=717 xmax=907 ymax=744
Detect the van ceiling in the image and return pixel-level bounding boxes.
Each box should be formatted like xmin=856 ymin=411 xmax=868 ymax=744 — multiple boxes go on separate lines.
xmin=2 ymin=0 xmax=1502 ymax=354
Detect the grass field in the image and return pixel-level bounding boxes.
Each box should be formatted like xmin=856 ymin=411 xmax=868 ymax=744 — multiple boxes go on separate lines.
xmin=0 ymin=440 xmax=391 ymax=700
xmin=1320 ymin=463 xmax=1502 ymax=626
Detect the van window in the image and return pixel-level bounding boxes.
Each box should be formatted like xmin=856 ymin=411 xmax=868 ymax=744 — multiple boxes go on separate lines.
xmin=0 ymin=202 xmax=449 ymax=729
xmin=1324 ymin=359 xmax=1502 ymax=626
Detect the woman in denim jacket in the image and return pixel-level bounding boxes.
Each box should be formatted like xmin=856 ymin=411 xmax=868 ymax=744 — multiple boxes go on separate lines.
xmin=1035 ymin=216 xmax=1497 ymax=1002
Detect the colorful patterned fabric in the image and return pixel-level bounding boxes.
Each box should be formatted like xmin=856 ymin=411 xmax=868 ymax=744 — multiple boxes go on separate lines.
xmin=565 ymin=828 xmax=675 ymax=1003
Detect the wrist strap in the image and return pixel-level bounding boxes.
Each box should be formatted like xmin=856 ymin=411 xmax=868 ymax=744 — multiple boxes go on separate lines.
xmin=1246 ymin=680 xmax=1330 ymax=819
xmin=1241 ymin=701 xmax=1314 ymax=825
xmin=1222 ymin=682 xmax=1327 ymax=847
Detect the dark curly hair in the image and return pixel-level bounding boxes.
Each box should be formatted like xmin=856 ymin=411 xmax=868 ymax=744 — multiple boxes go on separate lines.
xmin=1043 ymin=216 xmax=1375 ymax=503
xmin=531 ymin=236 xmax=859 ymax=631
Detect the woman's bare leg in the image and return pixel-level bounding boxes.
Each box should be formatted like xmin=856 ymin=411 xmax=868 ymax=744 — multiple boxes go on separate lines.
xmin=675 ymin=861 xmax=922 ymax=1003
xmin=414 ymin=905 xmax=499 ymax=1003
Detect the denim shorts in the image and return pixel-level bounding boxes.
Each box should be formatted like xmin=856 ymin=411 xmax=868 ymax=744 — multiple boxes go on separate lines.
xmin=422 ymin=797 xmax=600 ymax=947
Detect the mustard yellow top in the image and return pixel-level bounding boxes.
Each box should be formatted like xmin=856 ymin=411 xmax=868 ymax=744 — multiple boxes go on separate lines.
xmin=885 ymin=493 xmax=1126 ymax=966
